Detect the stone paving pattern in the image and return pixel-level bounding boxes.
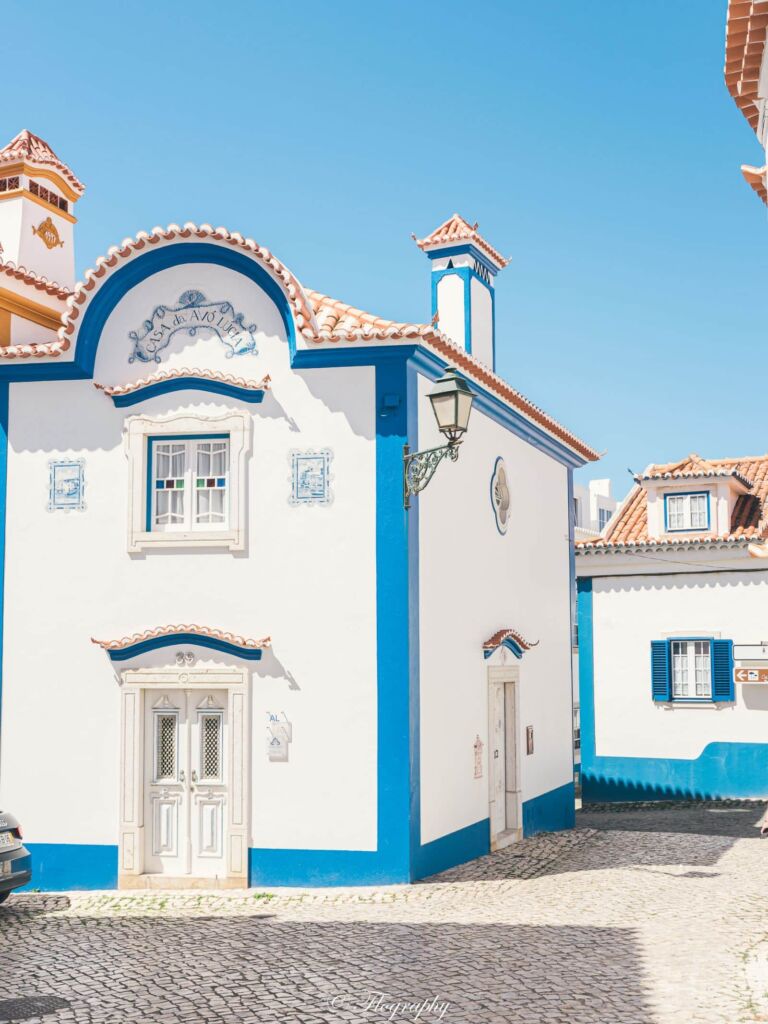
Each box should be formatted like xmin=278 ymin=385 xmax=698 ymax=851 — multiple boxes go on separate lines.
xmin=4 ymin=803 xmax=768 ymax=1023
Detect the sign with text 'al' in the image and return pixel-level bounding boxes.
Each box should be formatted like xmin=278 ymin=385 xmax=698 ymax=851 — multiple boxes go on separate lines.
xmin=734 ymin=668 xmax=768 ymax=683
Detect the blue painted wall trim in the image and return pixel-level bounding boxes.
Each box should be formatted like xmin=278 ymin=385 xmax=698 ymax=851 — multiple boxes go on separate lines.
xmin=111 ymin=378 xmax=267 ymax=407
xmin=577 ymin=576 xmax=768 ymax=801
xmin=425 ymin=244 xmax=499 ymax=277
xmin=412 ymin=819 xmax=490 ymax=880
xmin=21 ymin=844 xmax=118 ymax=892
xmin=522 ymin=782 xmax=576 ymax=836
xmin=249 ymin=848 xmax=408 ymax=887
xmin=106 ymin=632 xmax=265 ymax=662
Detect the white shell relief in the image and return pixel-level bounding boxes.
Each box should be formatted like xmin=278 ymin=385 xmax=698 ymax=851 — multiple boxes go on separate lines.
xmin=288 ymin=449 xmax=333 ymax=506
xmin=490 ymin=457 xmax=510 ymax=535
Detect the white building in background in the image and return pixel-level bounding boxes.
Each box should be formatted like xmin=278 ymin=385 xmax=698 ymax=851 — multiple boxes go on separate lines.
xmin=577 ymin=453 xmax=768 ymax=803
xmin=0 ymin=132 xmax=598 ymax=891
xmin=573 ymin=479 xmax=618 ymax=542
xmin=725 ymin=0 xmax=768 ymax=204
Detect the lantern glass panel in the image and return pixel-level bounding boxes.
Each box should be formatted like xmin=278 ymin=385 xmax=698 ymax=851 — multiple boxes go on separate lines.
xmin=430 ymin=392 xmax=458 ymax=433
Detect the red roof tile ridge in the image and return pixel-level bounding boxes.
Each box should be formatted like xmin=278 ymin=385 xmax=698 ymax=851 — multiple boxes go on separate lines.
xmin=0 ymin=257 xmax=72 ymax=299
xmin=413 ymin=213 xmax=510 ymax=268
xmin=94 ymin=369 xmax=273 ymax=397
xmin=482 ymin=628 xmax=539 ymax=651
xmin=91 ymin=625 xmax=272 ymax=651
xmin=0 ymin=129 xmax=85 ymax=195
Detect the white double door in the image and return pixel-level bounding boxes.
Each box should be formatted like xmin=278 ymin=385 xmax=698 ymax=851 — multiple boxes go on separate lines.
xmin=144 ymin=689 xmax=228 ymax=878
xmin=488 ymin=673 xmax=520 ymax=844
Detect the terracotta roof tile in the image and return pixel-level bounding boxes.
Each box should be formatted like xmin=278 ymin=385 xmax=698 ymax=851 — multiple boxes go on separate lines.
xmin=94 ymin=368 xmax=272 ymax=398
xmin=482 ymin=628 xmax=538 ymax=652
xmin=0 ymin=129 xmax=85 ymax=196
xmin=91 ymin=625 xmax=271 ymax=652
xmin=578 ymin=453 xmax=768 ymax=550
xmin=413 ymin=213 xmax=509 ymax=269
xmin=742 ymin=164 xmax=767 ymax=204
xmin=724 ymin=1 xmax=768 ymax=132
xmin=0 ymin=258 xmax=72 ymax=300
xmin=5 ymin=222 xmax=597 ymax=462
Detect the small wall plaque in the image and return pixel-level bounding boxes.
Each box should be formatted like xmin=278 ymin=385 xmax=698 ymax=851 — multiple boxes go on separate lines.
xmin=526 ymin=725 xmax=534 ymax=756
xmin=473 ymin=735 xmax=484 ymax=779
xmin=48 ymin=459 xmax=85 ymax=512
xmin=289 ymin=449 xmax=333 ymax=506
xmin=266 ymin=711 xmax=292 ymax=762
xmin=490 ymin=457 xmax=510 ymax=535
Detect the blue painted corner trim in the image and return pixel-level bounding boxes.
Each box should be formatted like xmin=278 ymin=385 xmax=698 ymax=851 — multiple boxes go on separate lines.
xmin=111 ymin=377 xmax=267 ymax=407
xmin=412 ymin=818 xmax=490 ymax=880
xmin=21 ymin=843 xmax=118 ymax=892
xmin=105 ymin=632 xmax=265 ymax=662
xmin=522 ymin=782 xmax=575 ymax=836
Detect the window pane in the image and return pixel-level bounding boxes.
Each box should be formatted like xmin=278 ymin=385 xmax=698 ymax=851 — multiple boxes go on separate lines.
xmin=155 ymin=714 xmax=177 ymax=781
xmin=194 ymin=440 xmax=228 ymax=526
xmin=672 ymin=640 xmax=689 ymax=697
xmin=200 ymin=714 xmax=222 ymax=780
xmin=691 ymin=495 xmax=707 ymax=529
xmin=694 ymin=640 xmax=711 ymax=697
xmin=153 ymin=442 xmax=187 ymax=528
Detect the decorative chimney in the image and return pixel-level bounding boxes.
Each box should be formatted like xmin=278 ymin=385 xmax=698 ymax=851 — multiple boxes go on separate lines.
xmin=414 ymin=214 xmax=509 ymax=371
xmin=0 ymin=130 xmax=85 ymax=290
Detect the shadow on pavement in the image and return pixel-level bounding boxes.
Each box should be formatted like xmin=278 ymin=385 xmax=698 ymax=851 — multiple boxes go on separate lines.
xmin=0 ymin=911 xmax=656 ymax=1024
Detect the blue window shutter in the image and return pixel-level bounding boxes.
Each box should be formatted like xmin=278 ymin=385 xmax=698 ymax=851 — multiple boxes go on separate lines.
xmin=651 ymin=641 xmax=671 ymax=701
xmin=712 ymin=640 xmax=734 ymax=702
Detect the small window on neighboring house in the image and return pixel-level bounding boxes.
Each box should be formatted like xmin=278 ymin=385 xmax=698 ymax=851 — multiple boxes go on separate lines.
xmin=598 ymin=507 xmax=612 ymax=531
xmin=665 ymin=492 xmax=709 ymax=532
xmin=650 ymin=638 xmax=734 ymax=703
xmin=151 ymin=436 xmax=230 ymax=532
xmin=573 ymin=496 xmax=581 ymax=527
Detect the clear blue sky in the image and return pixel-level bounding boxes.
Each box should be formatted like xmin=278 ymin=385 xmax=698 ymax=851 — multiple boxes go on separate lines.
xmin=2 ymin=1 xmax=764 ymax=498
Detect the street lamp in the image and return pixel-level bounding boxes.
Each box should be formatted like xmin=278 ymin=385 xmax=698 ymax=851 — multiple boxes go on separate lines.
xmin=403 ymin=367 xmax=475 ymax=509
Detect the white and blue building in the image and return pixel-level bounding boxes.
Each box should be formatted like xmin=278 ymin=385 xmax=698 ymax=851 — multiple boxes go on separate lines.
xmin=577 ymin=453 xmax=768 ymax=802
xmin=0 ymin=133 xmax=598 ymax=890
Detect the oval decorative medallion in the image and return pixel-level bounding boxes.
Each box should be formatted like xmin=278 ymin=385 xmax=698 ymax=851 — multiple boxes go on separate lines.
xmin=490 ymin=457 xmax=510 ymax=535
xmin=32 ymin=216 xmax=64 ymax=249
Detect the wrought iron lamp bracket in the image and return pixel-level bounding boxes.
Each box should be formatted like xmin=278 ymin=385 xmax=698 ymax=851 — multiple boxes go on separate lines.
xmin=403 ymin=441 xmax=461 ymax=509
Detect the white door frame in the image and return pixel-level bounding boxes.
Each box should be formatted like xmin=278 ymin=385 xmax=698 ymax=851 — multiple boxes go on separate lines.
xmin=487 ymin=664 xmax=522 ymax=851
xmin=118 ymin=666 xmax=250 ymax=888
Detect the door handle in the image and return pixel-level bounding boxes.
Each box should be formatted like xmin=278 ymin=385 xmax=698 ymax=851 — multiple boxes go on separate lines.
xmin=179 ymin=769 xmax=186 ymax=783
xmin=191 ymin=769 xmax=198 ymax=784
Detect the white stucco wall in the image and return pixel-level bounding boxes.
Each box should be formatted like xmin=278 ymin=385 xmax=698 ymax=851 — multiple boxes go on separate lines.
xmin=0 ymin=259 xmax=378 ymax=852
xmin=416 ymin=372 xmax=574 ymax=844
xmin=469 ymin=277 xmax=493 ymax=368
xmin=588 ymin=568 xmax=768 ymax=760
xmin=435 ymin=273 xmax=466 ymax=351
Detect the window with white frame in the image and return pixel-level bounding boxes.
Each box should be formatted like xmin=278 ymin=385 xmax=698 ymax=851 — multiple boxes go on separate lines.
xmin=671 ymin=639 xmax=711 ymax=699
xmin=598 ymin=507 xmax=612 ymax=531
xmin=125 ymin=411 xmax=250 ymax=553
xmin=665 ymin=492 xmax=708 ymax=532
xmin=151 ymin=436 xmax=230 ymax=532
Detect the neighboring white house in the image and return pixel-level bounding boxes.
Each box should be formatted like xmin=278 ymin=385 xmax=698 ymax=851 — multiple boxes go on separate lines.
xmin=725 ymin=0 xmax=768 ymax=204
xmin=576 ymin=452 xmax=768 ymax=802
xmin=0 ymin=131 xmax=599 ymax=891
xmin=573 ymin=479 xmax=618 ymax=542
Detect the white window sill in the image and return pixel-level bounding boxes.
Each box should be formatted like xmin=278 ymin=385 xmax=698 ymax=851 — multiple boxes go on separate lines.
xmin=128 ymin=530 xmax=244 ymax=554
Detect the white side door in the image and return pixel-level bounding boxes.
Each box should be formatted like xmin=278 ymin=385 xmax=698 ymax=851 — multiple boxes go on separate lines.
xmin=504 ymin=681 xmax=519 ymax=831
xmin=488 ymin=680 xmax=507 ymax=839
xmin=190 ymin=693 xmax=228 ymax=878
xmin=144 ymin=691 xmax=189 ymax=876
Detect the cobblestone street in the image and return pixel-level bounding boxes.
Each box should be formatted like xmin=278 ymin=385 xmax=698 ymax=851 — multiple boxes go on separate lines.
xmin=5 ymin=804 xmax=768 ymax=1024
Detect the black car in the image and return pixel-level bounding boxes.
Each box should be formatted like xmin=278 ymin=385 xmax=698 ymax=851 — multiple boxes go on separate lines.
xmin=0 ymin=811 xmax=31 ymax=903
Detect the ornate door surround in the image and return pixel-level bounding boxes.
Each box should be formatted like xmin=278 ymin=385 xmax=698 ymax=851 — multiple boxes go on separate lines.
xmin=118 ymin=666 xmax=250 ymax=888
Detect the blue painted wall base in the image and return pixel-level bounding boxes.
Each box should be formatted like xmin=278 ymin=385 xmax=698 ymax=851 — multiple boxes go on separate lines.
xmin=583 ymin=743 xmax=768 ymax=802
xmin=21 ymin=843 xmax=118 ymax=892
xmin=412 ymin=818 xmax=490 ymax=880
xmin=522 ymin=782 xmax=576 ymax=836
